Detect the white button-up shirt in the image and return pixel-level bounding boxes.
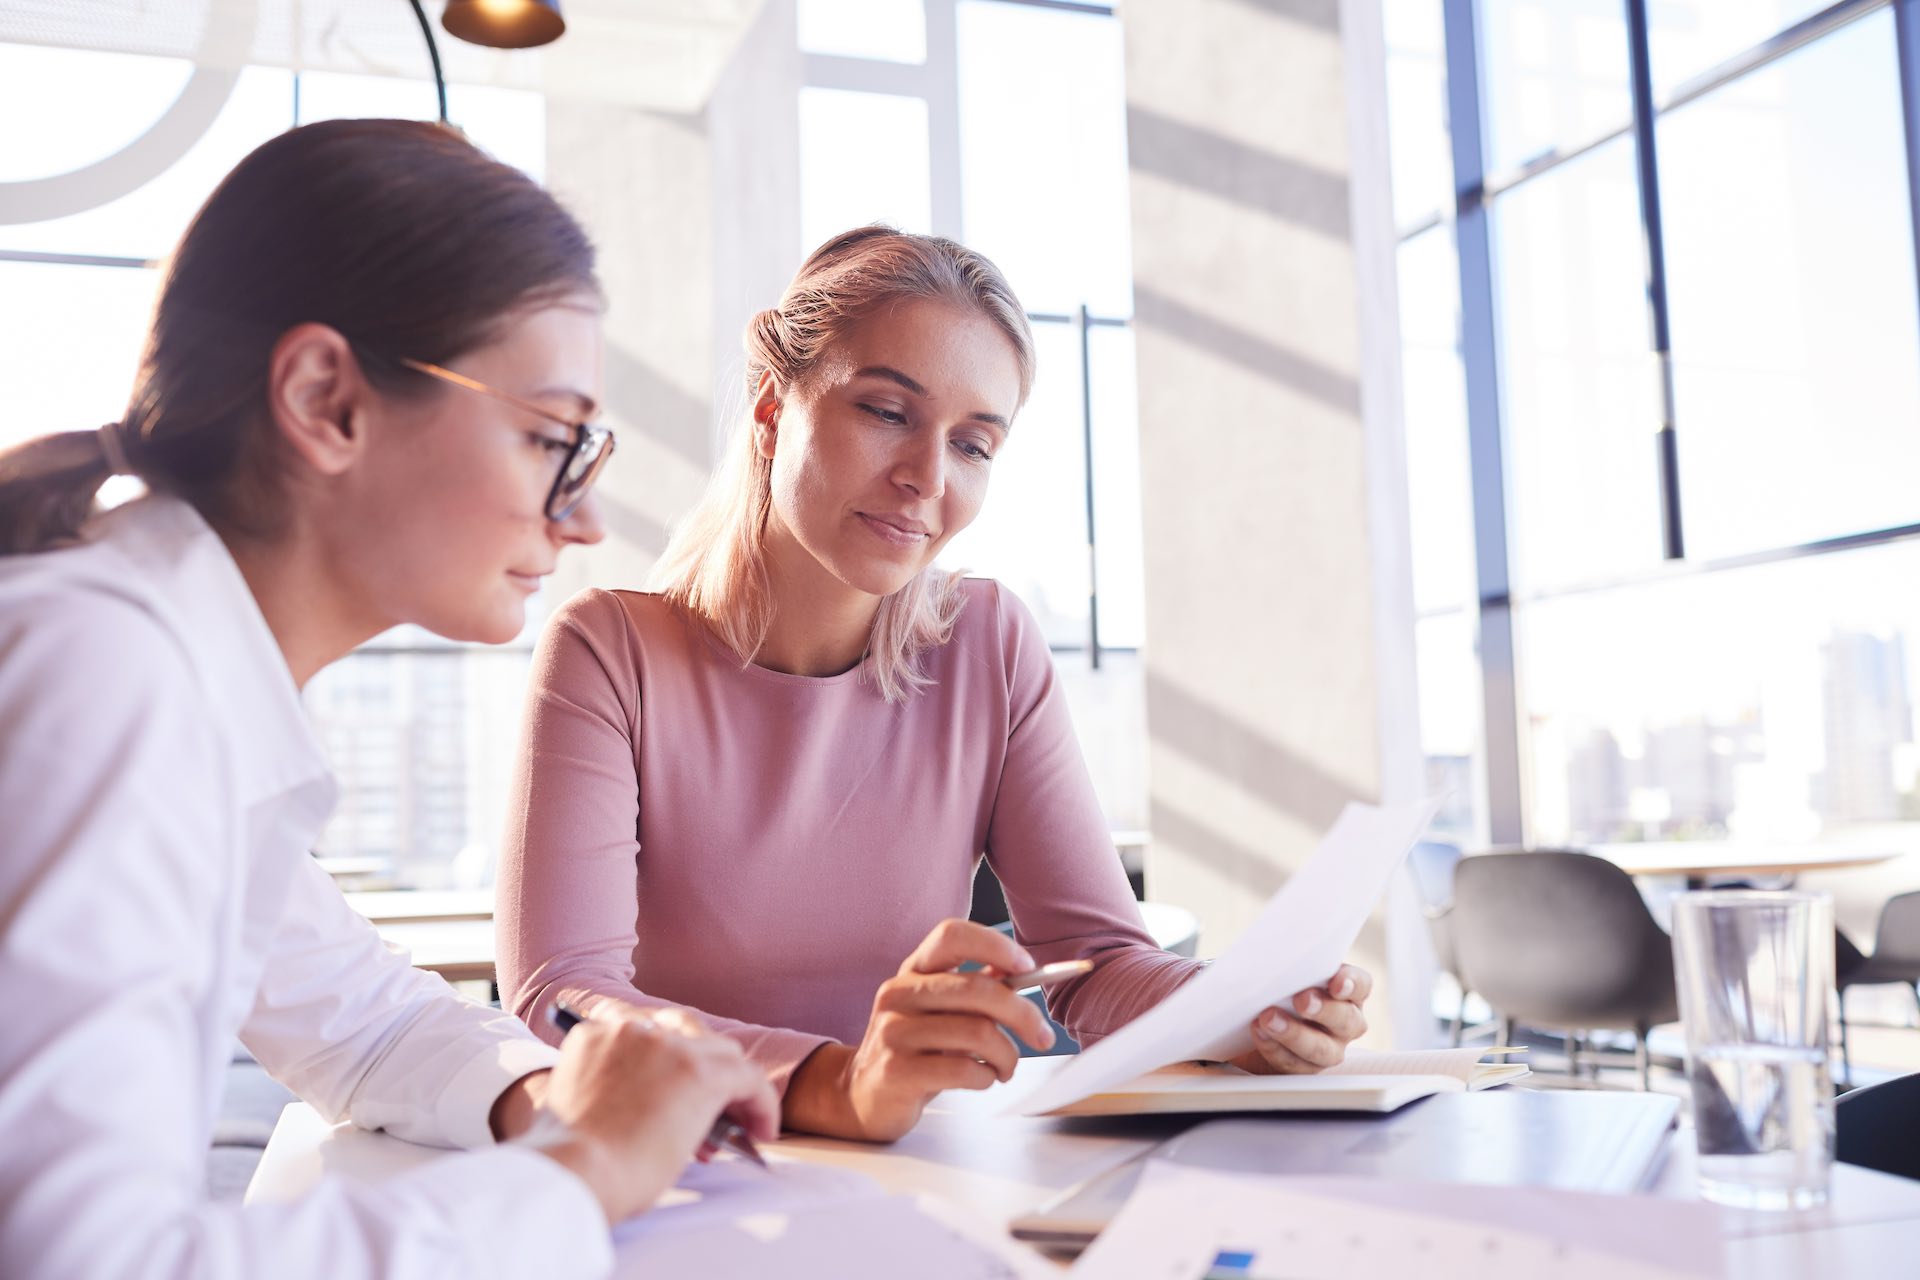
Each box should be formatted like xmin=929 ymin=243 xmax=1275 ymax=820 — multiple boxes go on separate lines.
xmin=0 ymin=495 xmax=613 ymax=1279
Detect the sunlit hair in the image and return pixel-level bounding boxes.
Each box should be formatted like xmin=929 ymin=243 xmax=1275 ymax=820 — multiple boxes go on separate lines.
xmin=649 ymin=226 xmax=1035 ymax=702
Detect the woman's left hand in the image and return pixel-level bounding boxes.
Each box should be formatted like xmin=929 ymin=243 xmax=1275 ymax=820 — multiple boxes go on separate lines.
xmin=1229 ymin=963 xmax=1372 ymax=1075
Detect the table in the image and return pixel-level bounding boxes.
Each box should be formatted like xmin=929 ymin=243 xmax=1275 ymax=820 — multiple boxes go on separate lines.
xmin=248 ymin=1061 xmax=1920 ymax=1277
xmin=372 ymin=903 xmax=1205 ymax=987
xmin=1587 ymin=843 xmax=1899 ymax=888
xmin=373 ymin=919 xmax=497 ymax=985
xmin=345 ymin=888 xmax=495 ymax=924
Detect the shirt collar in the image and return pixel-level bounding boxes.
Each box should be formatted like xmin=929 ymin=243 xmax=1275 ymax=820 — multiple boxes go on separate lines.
xmin=89 ymin=494 xmax=335 ymax=812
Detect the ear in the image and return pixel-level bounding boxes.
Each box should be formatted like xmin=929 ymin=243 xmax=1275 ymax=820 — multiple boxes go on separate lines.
xmin=266 ymin=323 xmax=366 ymax=479
xmin=750 ymin=371 xmax=785 ymax=462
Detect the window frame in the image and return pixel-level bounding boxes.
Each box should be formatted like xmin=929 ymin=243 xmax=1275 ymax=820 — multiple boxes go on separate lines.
xmin=1417 ymin=0 xmax=1920 ymax=843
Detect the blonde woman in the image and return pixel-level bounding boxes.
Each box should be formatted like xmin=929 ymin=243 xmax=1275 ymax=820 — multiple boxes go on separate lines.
xmin=498 ymin=227 xmax=1370 ymax=1142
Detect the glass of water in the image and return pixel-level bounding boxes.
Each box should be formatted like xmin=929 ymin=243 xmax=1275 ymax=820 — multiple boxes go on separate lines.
xmin=1671 ymin=890 xmax=1834 ymax=1210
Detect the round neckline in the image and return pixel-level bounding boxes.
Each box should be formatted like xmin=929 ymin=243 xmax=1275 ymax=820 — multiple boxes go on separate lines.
xmin=682 ymin=601 xmax=870 ymax=688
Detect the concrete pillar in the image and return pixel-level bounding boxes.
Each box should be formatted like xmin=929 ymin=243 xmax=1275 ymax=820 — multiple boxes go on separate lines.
xmin=1122 ymin=0 xmax=1428 ymax=1043
xmin=541 ymin=0 xmax=801 ymax=598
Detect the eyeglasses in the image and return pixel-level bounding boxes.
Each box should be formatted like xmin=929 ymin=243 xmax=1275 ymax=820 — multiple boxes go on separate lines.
xmin=399 ymin=357 xmax=615 ymax=522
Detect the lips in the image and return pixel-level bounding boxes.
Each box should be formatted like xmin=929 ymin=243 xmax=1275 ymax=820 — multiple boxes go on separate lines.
xmin=857 ymin=512 xmax=934 ymax=547
xmin=507 ymin=568 xmax=550 ymax=591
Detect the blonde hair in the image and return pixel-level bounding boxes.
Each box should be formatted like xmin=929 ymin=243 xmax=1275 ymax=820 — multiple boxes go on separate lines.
xmin=650 ymin=226 xmax=1035 ymax=702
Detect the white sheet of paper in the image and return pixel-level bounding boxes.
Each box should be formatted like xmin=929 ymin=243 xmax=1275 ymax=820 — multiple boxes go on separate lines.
xmin=1071 ymin=1163 xmax=1725 ymax=1279
xmin=611 ymin=1160 xmax=1053 ymax=1279
xmin=1003 ymin=797 xmax=1440 ymax=1117
xmin=614 ymin=1157 xmax=885 ymax=1239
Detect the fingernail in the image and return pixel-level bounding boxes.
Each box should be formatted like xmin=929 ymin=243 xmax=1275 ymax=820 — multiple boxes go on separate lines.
xmin=1296 ymin=992 xmax=1321 ymax=1016
xmin=1017 ymin=953 xmax=1037 ymax=972
xmin=1264 ymin=1012 xmax=1288 ymax=1035
xmin=1334 ymin=976 xmax=1354 ymax=999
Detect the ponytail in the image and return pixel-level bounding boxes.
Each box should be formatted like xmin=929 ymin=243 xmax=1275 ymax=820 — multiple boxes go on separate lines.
xmin=0 ymin=427 xmax=124 ymax=553
xmin=0 ymin=118 xmax=598 ymax=559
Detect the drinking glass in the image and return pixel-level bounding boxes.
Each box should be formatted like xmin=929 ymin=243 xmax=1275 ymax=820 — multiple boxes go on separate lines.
xmin=1671 ymin=890 xmax=1834 ymax=1210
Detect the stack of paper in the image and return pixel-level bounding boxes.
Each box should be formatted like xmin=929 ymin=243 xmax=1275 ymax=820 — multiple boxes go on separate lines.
xmin=1004 ymin=799 xmax=1443 ymax=1118
xmin=1046 ymin=1046 xmax=1532 ymax=1117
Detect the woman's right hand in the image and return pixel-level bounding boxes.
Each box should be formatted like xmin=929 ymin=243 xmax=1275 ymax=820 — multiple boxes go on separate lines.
xmin=783 ymin=919 xmax=1059 ymax=1142
xmin=532 ymin=1006 xmax=780 ymax=1224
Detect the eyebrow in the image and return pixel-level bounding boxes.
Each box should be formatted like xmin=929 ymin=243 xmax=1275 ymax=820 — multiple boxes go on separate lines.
xmin=533 ymin=387 xmax=601 ymax=422
xmin=853 ymin=366 xmax=1009 ymax=430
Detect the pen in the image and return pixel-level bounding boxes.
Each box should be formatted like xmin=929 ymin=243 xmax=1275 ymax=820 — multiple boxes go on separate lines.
xmin=1001 ymin=958 xmax=1095 ymax=989
xmin=547 ymin=1000 xmax=769 ymax=1171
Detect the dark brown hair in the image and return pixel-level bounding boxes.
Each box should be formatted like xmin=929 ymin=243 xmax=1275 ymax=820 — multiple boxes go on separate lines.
xmin=0 ymin=118 xmax=598 ymax=553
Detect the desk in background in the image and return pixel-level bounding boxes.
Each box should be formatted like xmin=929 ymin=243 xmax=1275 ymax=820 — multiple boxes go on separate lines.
xmin=362 ymin=897 xmax=1203 ymax=988
xmin=1588 ymin=842 xmax=1899 ymax=888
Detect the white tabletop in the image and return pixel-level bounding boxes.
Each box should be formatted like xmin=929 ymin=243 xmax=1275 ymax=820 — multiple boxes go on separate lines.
xmin=1586 ymin=843 xmax=1900 ymax=880
xmin=248 ymin=1060 xmax=1920 ymax=1277
xmin=344 ymin=888 xmax=495 ymax=924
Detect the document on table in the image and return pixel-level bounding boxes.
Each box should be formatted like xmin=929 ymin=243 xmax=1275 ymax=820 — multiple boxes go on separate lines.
xmin=1072 ymin=1163 xmax=1725 ymax=1279
xmin=1004 ymin=797 xmax=1441 ymax=1118
xmin=611 ymin=1158 xmax=1054 ymax=1279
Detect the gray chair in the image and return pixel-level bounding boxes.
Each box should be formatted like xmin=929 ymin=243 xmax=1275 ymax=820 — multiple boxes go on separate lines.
xmin=209 ymin=1043 xmax=297 ymax=1201
xmin=1407 ymin=841 xmax=1475 ymax=1045
xmin=1452 ymin=850 xmax=1680 ymax=1089
xmin=1837 ymin=891 xmax=1920 ymax=1086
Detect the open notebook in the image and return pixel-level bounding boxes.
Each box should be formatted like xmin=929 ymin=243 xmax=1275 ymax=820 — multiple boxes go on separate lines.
xmin=1042 ymin=1047 xmax=1532 ymax=1117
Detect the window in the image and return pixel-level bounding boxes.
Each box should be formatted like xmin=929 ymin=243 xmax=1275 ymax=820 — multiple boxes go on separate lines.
xmin=1397 ymin=223 xmax=1485 ymax=843
xmin=1475 ymin=0 xmax=1632 ymax=171
xmin=1659 ymin=10 xmax=1920 ymax=559
xmin=1385 ymin=0 xmax=1920 ymax=853
xmin=1492 ymin=138 xmax=1665 ymax=593
xmin=798 ymin=87 xmax=933 ymax=251
xmin=1521 ymin=543 xmax=1920 ymax=845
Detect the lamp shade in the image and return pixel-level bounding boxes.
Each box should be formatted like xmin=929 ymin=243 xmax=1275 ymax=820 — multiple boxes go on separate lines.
xmin=441 ymin=0 xmax=565 ymax=49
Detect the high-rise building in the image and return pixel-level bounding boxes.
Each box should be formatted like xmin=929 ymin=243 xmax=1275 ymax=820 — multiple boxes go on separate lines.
xmin=1818 ymin=629 xmax=1913 ymax=824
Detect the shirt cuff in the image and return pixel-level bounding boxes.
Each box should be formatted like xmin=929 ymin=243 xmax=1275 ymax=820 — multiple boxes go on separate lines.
xmin=433 ymin=1035 xmax=563 ymax=1150
xmin=754 ymin=1029 xmax=836 ymax=1097
xmin=394 ymin=1144 xmax=612 ymax=1280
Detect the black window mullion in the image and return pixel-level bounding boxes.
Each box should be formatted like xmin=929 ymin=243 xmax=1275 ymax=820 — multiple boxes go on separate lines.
xmin=1896 ymin=0 xmax=1920 ymax=350
xmin=1624 ymin=0 xmax=1685 ymax=563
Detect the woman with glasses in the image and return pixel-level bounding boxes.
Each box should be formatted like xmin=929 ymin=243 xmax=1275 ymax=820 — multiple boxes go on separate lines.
xmin=497 ymin=227 xmax=1373 ymax=1144
xmin=0 ymin=119 xmax=775 ymax=1280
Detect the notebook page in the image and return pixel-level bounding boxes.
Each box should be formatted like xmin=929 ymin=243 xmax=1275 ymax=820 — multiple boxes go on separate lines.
xmin=1323 ymin=1047 xmax=1496 ymax=1082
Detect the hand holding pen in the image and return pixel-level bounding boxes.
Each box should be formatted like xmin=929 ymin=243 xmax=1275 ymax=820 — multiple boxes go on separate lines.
xmin=523 ymin=999 xmax=780 ymax=1225
xmin=550 ymin=1000 xmax=768 ymax=1169
xmin=779 ymin=918 xmax=1097 ymax=1143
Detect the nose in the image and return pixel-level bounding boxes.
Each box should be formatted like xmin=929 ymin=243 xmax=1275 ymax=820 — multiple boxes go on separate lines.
xmin=555 ymin=491 xmax=607 ymax=546
xmin=893 ymin=431 xmax=946 ymax=501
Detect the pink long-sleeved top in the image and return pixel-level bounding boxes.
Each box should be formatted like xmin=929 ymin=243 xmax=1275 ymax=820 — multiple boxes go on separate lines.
xmin=497 ymin=578 xmax=1201 ymax=1091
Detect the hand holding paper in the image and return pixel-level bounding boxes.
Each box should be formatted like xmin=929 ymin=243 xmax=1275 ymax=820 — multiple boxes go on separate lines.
xmin=1001 ymin=798 xmax=1441 ymax=1117
xmin=1231 ymin=960 xmax=1374 ymax=1075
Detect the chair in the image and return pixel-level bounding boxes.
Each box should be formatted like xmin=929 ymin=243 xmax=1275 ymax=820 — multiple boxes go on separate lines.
xmin=1836 ymin=1070 xmax=1920 ymax=1181
xmin=1406 ymin=841 xmax=1476 ymax=1046
xmin=1837 ymin=892 xmax=1920 ymax=1086
xmin=1451 ymin=850 xmax=1680 ymax=1089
